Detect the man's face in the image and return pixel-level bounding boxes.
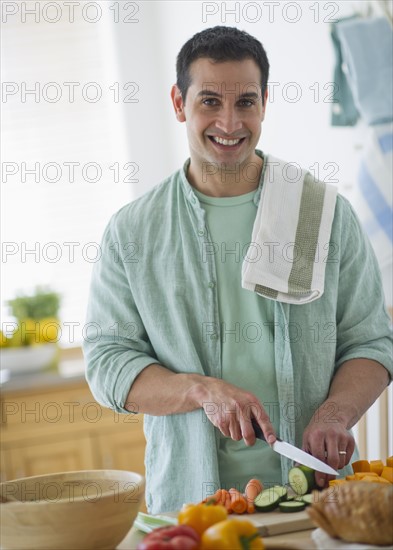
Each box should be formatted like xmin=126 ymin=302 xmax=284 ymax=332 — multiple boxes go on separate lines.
xmin=172 ymin=57 xmax=267 ymax=172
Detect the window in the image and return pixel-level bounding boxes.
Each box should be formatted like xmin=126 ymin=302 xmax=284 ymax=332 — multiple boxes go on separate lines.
xmin=1 ymin=3 xmax=132 ymax=346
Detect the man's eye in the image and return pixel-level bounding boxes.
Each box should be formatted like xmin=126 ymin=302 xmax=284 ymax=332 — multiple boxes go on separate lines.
xmin=238 ymin=99 xmax=254 ymax=107
xmin=202 ymin=98 xmax=219 ymax=106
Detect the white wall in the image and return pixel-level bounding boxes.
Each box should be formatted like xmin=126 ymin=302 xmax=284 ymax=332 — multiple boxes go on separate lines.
xmin=112 ymin=0 xmax=366 ymax=197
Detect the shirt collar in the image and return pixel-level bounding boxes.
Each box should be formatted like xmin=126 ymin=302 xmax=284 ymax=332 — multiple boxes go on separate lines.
xmin=180 ymin=149 xmax=267 ymax=208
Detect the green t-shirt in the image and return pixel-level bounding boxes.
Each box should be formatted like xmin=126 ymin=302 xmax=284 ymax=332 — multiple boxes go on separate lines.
xmin=194 ymin=187 xmax=282 ymax=491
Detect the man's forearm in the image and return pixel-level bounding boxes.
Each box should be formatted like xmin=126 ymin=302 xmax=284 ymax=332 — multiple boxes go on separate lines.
xmin=124 ymin=363 xmax=207 ymax=415
xmin=124 ymin=363 xmax=277 ymax=444
xmin=315 ymin=358 xmax=390 ymax=430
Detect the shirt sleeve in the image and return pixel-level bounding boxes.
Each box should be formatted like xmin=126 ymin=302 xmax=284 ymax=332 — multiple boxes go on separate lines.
xmin=83 ymin=212 xmax=160 ymax=413
xmin=335 ymin=197 xmax=393 ymax=380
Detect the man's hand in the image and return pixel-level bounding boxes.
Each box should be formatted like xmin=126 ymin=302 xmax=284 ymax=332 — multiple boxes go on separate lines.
xmin=197 ymin=376 xmax=277 ymax=446
xmin=302 ymin=358 xmax=389 ymax=488
xmin=126 ymin=364 xmax=276 ymax=446
xmin=302 ymin=401 xmax=355 ymax=488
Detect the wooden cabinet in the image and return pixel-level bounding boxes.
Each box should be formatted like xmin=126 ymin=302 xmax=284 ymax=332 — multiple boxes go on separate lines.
xmin=0 ymin=377 xmax=146 ymax=483
xmin=7 ymin=435 xmax=96 ymax=480
xmin=96 ymin=429 xmax=146 ymax=472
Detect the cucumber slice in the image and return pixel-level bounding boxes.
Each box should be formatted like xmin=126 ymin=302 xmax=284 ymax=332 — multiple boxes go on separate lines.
xmin=288 ymin=466 xmax=316 ymax=496
xmin=279 ymin=501 xmax=306 ymax=513
xmin=254 ymin=488 xmax=282 ymax=512
xmin=271 ymin=485 xmax=288 ymax=501
xmin=300 ymin=493 xmax=314 ymax=506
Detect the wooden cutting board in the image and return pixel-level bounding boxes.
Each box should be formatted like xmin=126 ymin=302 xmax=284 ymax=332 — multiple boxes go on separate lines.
xmin=158 ymin=508 xmax=314 ymax=537
xmin=249 ymin=509 xmax=314 ymax=537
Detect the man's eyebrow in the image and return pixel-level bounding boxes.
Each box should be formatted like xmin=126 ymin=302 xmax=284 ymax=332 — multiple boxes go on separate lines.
xmin=197 ymin=90 xmax=260 ymax=99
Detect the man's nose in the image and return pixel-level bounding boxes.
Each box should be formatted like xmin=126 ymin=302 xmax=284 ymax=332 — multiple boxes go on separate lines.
xmin=215 ymin=105 xmax=242 ymax=135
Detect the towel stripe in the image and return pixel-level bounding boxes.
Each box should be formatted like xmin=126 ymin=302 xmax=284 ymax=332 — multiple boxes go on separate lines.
xmin=288 ymin=173 xmax=326 ymax=294
xmin=255 ymin=284 xmax=278 ymax=299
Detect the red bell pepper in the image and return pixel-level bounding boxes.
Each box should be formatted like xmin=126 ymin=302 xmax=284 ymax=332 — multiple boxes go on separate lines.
xmin=137 ymin=525 xmax=200 ymax=550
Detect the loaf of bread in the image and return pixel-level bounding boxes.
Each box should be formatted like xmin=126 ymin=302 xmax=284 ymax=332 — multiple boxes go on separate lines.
xmin=307 ymin=482 xmax=393 ymax=546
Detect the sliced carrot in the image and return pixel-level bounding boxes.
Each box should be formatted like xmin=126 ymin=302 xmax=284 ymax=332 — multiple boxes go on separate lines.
xmin=386 ymin=456 xmax=393 ymax=468
xmin=229 ymin=488 xmax=247 ymax=514
xmin=219 ymin=489 xmax=229 ymax=506
xmin=361 ymin=476 xmax=381 ymax=483
xmin=222 ymin=490 xmax=232 ymax=513
xmin=215 ymin=489 xmax=225 ymax=505
xmin=381 ymin=466 xmax=393 ymax=483
xmin=369 ymin=460 xmax=384 ymax=476
xmin=351 ymin=460 xmax=370 ymax=473
xmin=346 ymin=474 xmax=356 ymax=480
xmin=246 ymin=501 xmax=255 ymax=514
xmin=328 ymin=479 xmax=347 ymax=486
xmin=375 ymin=476 xmax=391 ymax=484
xmin=200 ymin=489 xmax=222 ymax=505
xmin=244 ymin=478 xmax=263 ymax=503
xmin=354 ymin=472 xmax=378 ymax=480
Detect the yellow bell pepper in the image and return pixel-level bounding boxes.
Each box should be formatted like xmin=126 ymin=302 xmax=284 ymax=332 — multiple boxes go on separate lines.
xmin=178 ymin=502 xmax=228 ymax=536
xmin=201 ymin=518 xmax=264 ymax=549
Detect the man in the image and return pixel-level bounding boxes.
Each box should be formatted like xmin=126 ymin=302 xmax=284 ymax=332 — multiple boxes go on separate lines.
xmin=83 ymin=27 xmax=392 ymax=514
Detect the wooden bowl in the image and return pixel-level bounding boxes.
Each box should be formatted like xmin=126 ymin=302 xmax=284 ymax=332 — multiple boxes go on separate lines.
xmin=0 ymin=469 xmax=145 ymax=549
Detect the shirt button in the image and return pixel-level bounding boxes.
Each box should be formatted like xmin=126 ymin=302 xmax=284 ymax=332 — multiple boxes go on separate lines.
xmin=208 ymin=281 xmax=215 ymax=288
xmin=198 ymin=229 xmax=205 ymax=236
xmin=210 ymin=334 xmax=218 ymax=340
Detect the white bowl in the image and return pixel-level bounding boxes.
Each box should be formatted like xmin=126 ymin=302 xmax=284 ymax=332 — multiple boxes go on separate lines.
xmin=0 ymin=469 xmax=145 ymax=550
xmin=0 ymin=344 xmax=57 ymax=374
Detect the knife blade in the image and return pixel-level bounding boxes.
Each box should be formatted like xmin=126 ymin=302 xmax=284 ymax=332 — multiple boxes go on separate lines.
xmin=251 ymin=419 xmax=338 ymax=476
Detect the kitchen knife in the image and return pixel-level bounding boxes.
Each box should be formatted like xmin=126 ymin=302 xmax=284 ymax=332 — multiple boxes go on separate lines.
xmin=251 ymin=419 xmax=338 ymax=475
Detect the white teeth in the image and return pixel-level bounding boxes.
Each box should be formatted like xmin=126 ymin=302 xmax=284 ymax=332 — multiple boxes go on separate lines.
xmin=213 ymin=136 xmax=241 ymax=146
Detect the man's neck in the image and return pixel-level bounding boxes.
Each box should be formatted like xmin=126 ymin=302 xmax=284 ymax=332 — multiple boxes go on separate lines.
xmin=187 ymin=154 xmax=263 ymax=198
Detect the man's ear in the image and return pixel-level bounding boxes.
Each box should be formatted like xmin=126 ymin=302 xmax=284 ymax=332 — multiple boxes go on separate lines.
xmin=171 ymin=84 xmax=186 ymax=122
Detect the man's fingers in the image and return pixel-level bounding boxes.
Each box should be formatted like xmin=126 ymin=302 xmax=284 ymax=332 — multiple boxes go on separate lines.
xmin=302 ymin=420 xmax=357 ymax=489
xmin=307 ymin=430 xmax=355 ymax=487
xmin=219 ymin=425 xmax=231 ymax=437
xmin=325 ymin=436 xmax=340 ymax=472
xmin=336 ymin=436 xmax=350 ymax=470
xmin=239 ymin=404 xmax=276 ymax=446
xmin=240 ymin=416 xmax=256 ymax=446
xmin=253 ymin=412 xmax=276 ymax=445
xmin=201 ymin=389 xmax=275 ymax=446
xmin=306 ymin=431 xmax=328 ymax=487
xmin=228 ymin=417 xmax=243 ymax=441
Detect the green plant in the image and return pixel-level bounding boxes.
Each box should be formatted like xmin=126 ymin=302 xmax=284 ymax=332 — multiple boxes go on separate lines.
xmin=7 ymin=286 xmax=61 ymax=321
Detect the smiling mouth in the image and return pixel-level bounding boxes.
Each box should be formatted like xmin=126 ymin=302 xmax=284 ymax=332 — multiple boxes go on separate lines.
xmin=208 ymin=136 xmax=246 ymax=147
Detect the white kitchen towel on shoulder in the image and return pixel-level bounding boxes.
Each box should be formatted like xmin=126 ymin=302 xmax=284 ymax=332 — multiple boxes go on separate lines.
xmin=241 ymin=155 xmax=338 ymax=305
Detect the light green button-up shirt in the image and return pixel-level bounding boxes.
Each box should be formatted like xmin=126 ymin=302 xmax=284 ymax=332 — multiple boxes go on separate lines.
xmin=83 ymin=150 xmax=392 ymax=514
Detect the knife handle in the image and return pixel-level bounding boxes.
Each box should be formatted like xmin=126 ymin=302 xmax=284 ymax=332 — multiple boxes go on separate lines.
xmin=251 ymin=418 xmax=266 ymax=441
xmin=251 ymin=419 xmax=281 ymax=443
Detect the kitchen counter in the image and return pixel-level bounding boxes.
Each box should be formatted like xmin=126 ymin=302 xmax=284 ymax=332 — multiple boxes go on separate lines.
xmin=0 ymin=347 xmax=85 ymax=393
